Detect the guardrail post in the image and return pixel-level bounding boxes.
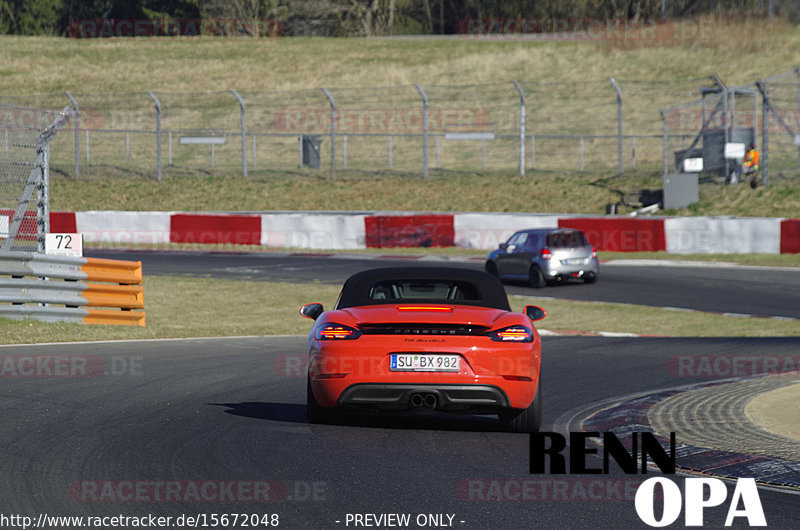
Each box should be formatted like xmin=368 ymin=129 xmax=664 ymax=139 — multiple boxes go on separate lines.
xmin=147 ymin=91 xmax=162 ymax=181
xmin=512 ymin=80 xmax=525 ymax=176
xmin=65 ymin=92 xmax=79 ymax=176
xmin=610 ymin=78 xmax=623 ymax=176
xmin=322 ymin=88 xmax=335 ymax=178
xmin=231 ymin=89 xmax=247 ymax=178
xmin=415 ymin=84 xmax=429 ymax=178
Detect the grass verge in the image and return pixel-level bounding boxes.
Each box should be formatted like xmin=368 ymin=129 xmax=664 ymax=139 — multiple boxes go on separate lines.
xmin=49 ymin=171 xmax=800 ymax=219
xmin=1 ymin=275 xmax=797 ymax=345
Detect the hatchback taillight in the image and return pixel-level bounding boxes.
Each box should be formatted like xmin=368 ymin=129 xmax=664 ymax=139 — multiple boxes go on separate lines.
xmin=591 ymin=247 xmax=597 ymax=259
xmin=540 ymin=248 xmax=552 ymax=260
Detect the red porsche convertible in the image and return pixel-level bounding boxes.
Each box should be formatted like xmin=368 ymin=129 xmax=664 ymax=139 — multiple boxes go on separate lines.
xmin=300 ymin=267 xmax=545 ymax=432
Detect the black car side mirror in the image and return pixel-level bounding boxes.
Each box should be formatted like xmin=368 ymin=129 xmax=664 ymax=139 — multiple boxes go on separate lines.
xmin=524 ymin=305 xmax=546 ymax=321
xmin=300 ymin=303 xmax=324 ymax=320
xmin=499 ymin=243 xmax=508 ymax=250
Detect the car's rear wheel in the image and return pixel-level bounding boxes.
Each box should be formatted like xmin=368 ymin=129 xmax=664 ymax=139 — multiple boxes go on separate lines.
xmin=583 ymin=272 xmax=598 ymax=284
xmin=307 ymin=377 xmax=340 ymax=424
xmin=485 ymin=261 xmax=499 ymax=277
xmin=528 ymin=265 xmax=546 ymax=288
xmin=500 ymin=379 xmax=542 ymax=433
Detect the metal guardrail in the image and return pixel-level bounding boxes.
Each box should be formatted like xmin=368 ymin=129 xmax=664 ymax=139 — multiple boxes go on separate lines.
xmin=0 ymin=251 xmax=145 ymax=326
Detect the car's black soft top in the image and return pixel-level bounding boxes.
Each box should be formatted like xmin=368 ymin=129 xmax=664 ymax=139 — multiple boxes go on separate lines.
xmin=335 ymin=266 xmax=511 ymax=311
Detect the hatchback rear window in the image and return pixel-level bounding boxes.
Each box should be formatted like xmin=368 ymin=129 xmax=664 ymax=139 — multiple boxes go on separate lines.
xmin=547 ymin=231 xmax=588 ymax=248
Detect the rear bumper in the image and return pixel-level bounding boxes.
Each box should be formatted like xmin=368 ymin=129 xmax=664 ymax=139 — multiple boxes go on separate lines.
xmin=337 ymin=383 xmax=511 ymax=413
xmin=544 ymin=259 xmax=599 ymax=280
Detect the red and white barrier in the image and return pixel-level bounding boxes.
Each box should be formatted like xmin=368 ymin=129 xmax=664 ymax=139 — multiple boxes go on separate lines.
xmin=664 ymin=217 xmax=782 ymax=254
xmin=454 ymin=213 xmax=561 ymax=249
xmin=48 ymin=210 xmax=800 ymax=255
xmin=261 ymin=213 xmax=366 ymax=249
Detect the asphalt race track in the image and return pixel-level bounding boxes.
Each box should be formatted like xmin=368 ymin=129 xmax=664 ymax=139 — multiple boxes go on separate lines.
xmin=2 ymin=336 xmax=799 ymax=529
xmin=2 ymin=250 xmax=798 ymax=529
xmin=89 ymin=249 xmax=800 ymax=319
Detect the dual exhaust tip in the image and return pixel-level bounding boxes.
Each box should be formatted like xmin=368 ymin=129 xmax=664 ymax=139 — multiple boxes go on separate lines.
xmin=409 ymin=392 xmax=437 ymax=409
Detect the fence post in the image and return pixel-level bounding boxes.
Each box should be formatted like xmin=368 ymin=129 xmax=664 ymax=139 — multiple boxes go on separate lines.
xmin=660 ymin=111 xmax=668 ymax=176
xmin=65 ymin=92 xmax=79 ymax=176
xmin=796 ymin=66 xmax=800 ymax=173
xmin=147 ymin=91 xmax=162 ymax=181
xmin=756 ymin=81 xmax=769 ymax=186
xmin=321 ymin=88 xmax=336 ymax=177
xmin=512 ymin=80 xmax=525 ymax=176
xmin=231 ymin=89 xmax=247 ymax=178
xmin=609 ymin=78 xmax=623 ymax=176
xmin=722 ymin=88 xmax=730 ymax=180
xmin=38 ymin=134 xmax=50 ymax=252
xmin=415 ymin=84 xmax=429 ymax=178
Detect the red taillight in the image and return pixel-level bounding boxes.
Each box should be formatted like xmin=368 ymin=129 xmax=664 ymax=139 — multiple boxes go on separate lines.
xmin=396 ymin=306 xmax=454 ymax=313
xmin=315 ymin=323 xmax=361 ymax=340
xmin=540 ymin=248 xmax=552 ymax=260
xmin=591 ymin=247 xmax=597 ymax=259
xmin=489 ymin=325 xmax=533 ymax=343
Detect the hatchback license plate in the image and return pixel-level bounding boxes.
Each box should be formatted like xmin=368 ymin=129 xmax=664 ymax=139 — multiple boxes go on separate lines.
xmin=390 ymin=354 xmax=460 ymax=372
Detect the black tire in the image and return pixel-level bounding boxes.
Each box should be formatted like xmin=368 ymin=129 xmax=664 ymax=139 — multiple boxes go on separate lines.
xmin=485 ymin=261 xmax=499 ymax=277
xmin=306 ymin=377 xmax=340 ymax=424
xmin=500 ymin=379 xmax=542 ymax=433
xmin=583 ymin=272 xmax=598 ymax=284
xmin=528 ymin=265 xmax=546 ymax=288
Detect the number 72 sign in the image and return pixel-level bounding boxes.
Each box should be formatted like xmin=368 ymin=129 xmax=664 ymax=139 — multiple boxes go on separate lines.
xmin=45 ymin=233 xmax=84 ymax=257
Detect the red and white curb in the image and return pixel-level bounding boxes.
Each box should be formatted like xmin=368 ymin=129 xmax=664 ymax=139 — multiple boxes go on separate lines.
xmin=47 ymin=210 xmax=800 ymax=255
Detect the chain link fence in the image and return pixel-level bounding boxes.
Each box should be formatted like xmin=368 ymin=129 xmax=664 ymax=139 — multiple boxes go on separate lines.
xmin=0 ymin=102 xmax=71 ymax=251
xmin=755 ymin=68 xmax=800 ymax=181
xmin=2 ymin=73 xmax=798 ymax=182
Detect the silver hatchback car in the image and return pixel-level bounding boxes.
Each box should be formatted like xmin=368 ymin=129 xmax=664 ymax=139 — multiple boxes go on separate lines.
xmin=485 ymin=228 xmax=599 ymax=288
